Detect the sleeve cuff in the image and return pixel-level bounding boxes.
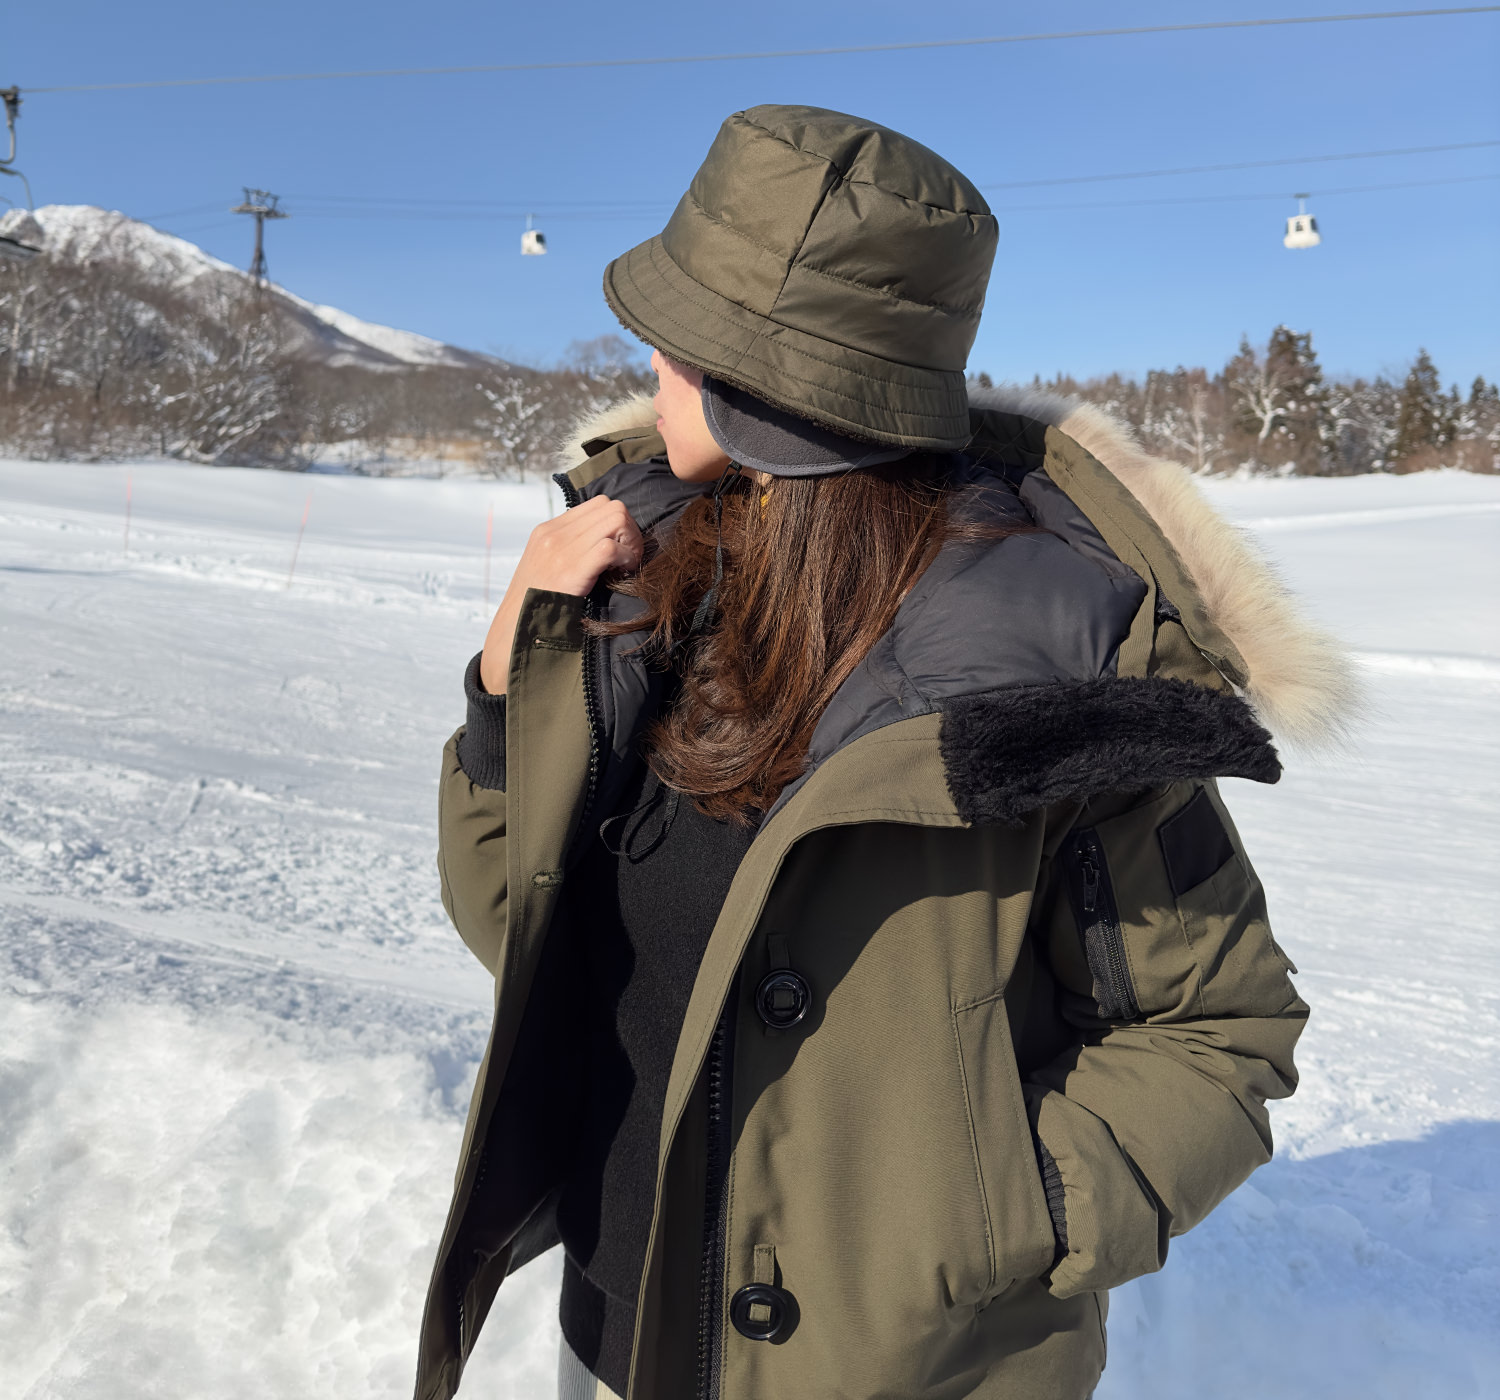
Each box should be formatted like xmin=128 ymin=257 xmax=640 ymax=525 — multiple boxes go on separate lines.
xmin=1034 ymin=1135 xmax=1069 ymax=1261
xmin=456 ymin=652 xmax=508 ymax=790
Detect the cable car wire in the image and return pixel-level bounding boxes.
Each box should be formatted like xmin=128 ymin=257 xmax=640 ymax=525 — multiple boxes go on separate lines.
xmin=20 ymin=7 xmax=1500 ymax=95
xmin=250 ymin=138 xmax=1496 ymax=219
xmin=168 ymin=172 xmax=1490 ymax=224
xmin=990 ymin=170 xmax=1499 ymax=214
xmin=130 ymin=133 xmax=1500 ymax=231
xmin=981 ymin=138 xmax=1500 ymax=189
xmin=138 ymin=160 xmax=1500 ymax=228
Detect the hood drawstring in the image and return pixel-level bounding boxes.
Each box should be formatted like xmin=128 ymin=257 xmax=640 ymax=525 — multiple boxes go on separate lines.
xmin=598 ymin=773 xmax=682 ymax=860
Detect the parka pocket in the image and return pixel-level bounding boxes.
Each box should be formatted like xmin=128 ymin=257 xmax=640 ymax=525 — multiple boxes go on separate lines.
xmin=950 ymin=993 xmax=1061 ymax=1303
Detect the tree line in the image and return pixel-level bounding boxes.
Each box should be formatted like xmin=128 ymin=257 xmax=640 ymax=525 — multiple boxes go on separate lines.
xmin=0 ymin=251 xmax=651 ymax=474
xmin=982 ymin=326 xmax=1498 ymax=476
xmin=1 ymin=248 xmax=1492 ymax=476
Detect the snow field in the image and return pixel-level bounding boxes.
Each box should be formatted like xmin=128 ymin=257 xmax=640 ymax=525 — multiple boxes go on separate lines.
xmin=1 ymin=460 xmax=1497 ymax=1398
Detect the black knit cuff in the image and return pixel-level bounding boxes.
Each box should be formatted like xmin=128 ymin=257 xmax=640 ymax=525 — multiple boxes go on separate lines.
xmin=1034 ymin=1136 xmax=1069 ymax=1260
xmin=456 ymin=652 xmax=508 ymax=790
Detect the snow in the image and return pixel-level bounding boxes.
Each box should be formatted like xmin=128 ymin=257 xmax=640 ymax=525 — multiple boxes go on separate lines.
xmin=0 ymin=206 xmax=489 ymax=371
xmin=287 ymin=296 xmax=481 ymax=371
xmin=0 ymin=205 xmax=242 ymax=291
xmin=1 ymin=461 xmax=1497 ymax=1399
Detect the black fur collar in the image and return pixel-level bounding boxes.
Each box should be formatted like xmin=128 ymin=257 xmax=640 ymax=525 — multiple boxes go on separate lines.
xmin=939 ymin=676 xmax=1281 ymax=825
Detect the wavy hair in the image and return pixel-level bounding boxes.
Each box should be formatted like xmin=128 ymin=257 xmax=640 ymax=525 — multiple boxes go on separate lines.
xmin=593 ymin=456 xmax=1029 ymax=823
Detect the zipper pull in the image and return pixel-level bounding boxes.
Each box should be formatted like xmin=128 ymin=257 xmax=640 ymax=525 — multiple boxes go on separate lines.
xmin=1079 ymin=852 xmax=1099 ymax=913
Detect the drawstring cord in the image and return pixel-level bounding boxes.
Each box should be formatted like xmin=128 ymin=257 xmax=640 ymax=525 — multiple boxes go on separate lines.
xmin=684 ymin=461 xmax=742 ymax=643
xmin=598 ymin=773 xmax=682 ymax=859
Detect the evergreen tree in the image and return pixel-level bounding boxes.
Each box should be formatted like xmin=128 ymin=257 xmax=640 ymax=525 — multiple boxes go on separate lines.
xmin=1465 ymin=376 xmax=1499 ymax=435
xmin=1391 ymin=349 xmax=1448 ymax=461
xmin=1225 ymin=326 xmax=1329 ymax=472
xmin=1325 ymin=376 xmax=1400 ymax=474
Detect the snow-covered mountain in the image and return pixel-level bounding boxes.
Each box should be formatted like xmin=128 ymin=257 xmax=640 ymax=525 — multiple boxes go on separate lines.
xmin=0 ymin=204 xmax=500 ymax=373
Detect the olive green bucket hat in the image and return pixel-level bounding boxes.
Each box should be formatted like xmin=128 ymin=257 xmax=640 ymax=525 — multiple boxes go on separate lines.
xmin=603 ymin=105 xmax=997 ymax=451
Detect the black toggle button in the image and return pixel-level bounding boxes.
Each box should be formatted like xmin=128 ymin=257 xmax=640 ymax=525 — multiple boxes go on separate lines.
xmin=755 ymin=968 xmax=811 ymax=1029
xmin=730 ymin=1283 xmax=792 ymax=1341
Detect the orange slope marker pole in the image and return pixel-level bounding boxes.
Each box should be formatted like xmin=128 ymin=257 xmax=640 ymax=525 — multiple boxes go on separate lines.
xmin=124 ymin=472 xmax=133 ymax=555
xmin=484 ymin=504 xmax=494 ymax=609
xmin=286 ymin=492 xmax=312 ymax=588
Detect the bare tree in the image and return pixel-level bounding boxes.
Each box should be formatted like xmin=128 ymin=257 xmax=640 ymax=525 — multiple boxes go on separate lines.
xmin=1222 ymin=327 xmax=1329 ymax=473
xmin=1140 ymin=368 xmax=1227 ymax=474
xmin=478 ymin=375 xmax=548 ymax=477
xmin=155 ymin=288 xmax=299 ymax=464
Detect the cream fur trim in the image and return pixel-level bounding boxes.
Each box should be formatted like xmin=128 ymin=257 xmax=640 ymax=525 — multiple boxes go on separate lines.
xmin=550 ymin=390 xmax=658 ymax=478
xmin=554 ymin=386 xmax=1362 ymax=749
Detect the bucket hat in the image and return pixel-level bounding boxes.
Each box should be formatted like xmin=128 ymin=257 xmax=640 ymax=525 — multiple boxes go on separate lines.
xmin=603 ymin=105 xmax=996 ymax=451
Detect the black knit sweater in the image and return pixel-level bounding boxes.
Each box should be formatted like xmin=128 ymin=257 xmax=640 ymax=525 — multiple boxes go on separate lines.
xmin=557 ymin=752 xmax=755 ymax=1390
xmin=457 ymin=656 xmax=755 ymax=1393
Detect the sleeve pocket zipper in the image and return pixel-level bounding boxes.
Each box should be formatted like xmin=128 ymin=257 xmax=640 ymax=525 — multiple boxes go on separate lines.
xmin=1063 ymin=828 xmax=1140 ymax=1021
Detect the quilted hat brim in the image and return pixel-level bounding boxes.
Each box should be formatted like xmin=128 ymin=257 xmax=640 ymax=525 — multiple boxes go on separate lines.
xmin=603 ymin=233 xmax=974 ymax=452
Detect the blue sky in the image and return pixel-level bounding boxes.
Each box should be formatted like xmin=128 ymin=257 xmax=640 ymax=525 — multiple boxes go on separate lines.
xmin=9 ymin=1 xmax=1499 ymax=386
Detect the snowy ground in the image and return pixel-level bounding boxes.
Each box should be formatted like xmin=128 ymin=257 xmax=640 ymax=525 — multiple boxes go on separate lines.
xmin=0 ymin=461 xmax=1496 ymax=1400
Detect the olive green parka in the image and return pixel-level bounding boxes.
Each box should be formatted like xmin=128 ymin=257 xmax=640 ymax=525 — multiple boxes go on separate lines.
xmin=413 ymin=386 xmax=1350 ymax=1400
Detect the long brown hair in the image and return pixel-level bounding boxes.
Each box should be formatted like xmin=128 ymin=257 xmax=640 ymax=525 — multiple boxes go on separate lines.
xmin=595 ymin=456 xmax=1017 ymax=823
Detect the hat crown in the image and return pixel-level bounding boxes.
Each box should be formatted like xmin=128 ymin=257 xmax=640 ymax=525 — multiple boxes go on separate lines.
xmin=603 ymin=106 xmax=995 ymax=448
xmin=662 ymin=106 xmax=995 ymax=376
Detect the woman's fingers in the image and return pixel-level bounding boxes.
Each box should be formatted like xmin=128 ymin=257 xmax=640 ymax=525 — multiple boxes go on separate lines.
xmin=477 ymin=496 xmax=642 ymax=694
xmin=516 ymin=494 xmax=643 ymax=597
xmin=588 ymin=532 xmax=640 ymax=577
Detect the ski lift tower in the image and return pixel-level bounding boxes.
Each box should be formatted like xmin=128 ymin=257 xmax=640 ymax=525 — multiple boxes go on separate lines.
xmin=231 ymin=188 xmax=289 ymax=287
xmin=1 ymin=86 xmax=35 ymax=211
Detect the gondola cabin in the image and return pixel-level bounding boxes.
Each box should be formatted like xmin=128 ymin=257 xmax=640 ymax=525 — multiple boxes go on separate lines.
xmin=1283 ymin=197 xmax=1321 ymax=250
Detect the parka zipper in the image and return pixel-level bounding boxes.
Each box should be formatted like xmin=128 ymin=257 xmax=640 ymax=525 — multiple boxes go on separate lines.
xmin=1066 ymin=828 xmax=1139 ymax=1021
xmin=696 ymin=986 xmax=737 ymax=1400
xmin=555 ymin=466 xmax=736 ymax=1397
xmin=451 ymin=1143 xmax=494 ymax=1359
xmin=552 ymin=471 xmax=606 ymax=830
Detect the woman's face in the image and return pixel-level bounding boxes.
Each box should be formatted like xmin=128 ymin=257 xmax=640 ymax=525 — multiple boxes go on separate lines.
xmin=651 ymin=350 xmax=733 ymax=483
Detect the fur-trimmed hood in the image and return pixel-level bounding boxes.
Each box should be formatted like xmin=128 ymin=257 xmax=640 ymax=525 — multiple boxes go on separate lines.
xmin=967 ymin=385 xmax=1361 ymax=750
xmin=556 ymin=385 xmax=1360 ymax=756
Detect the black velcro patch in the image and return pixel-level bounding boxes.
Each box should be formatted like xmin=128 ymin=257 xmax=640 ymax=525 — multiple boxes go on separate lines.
xmin=1157 ymin=787 xmax=1235 ymax=898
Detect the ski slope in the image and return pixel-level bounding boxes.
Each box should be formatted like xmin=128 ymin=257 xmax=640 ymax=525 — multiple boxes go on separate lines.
xmin=1 ymin=460 xmax=1496 ymax=1400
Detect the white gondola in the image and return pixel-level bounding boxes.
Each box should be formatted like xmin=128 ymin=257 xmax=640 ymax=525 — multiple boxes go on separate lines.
xmin=1283 ymin=195 xmax=1321 ymax=250
xmin=521 ymin=214 xmax=547 ymax=256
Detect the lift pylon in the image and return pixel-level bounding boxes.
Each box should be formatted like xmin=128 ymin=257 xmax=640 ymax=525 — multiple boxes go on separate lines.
xmin=0 ymin=87 xmax=34 ymax=212
xmin=231 ymin=187 xmax=290 ymax=286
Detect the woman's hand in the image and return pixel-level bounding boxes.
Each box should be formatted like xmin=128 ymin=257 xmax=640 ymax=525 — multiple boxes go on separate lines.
xmin=479 ymin=495 xmax=644 ymax=695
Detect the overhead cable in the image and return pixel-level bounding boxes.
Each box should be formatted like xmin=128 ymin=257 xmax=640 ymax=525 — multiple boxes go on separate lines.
xmin=991 ymin=171 xmax=1500 ymax=214
xmin=982 ymin=139 xmax=1500 ymax=189
xmin=199 ymin=172 xmax=1495 ymax=224
xmin=135 ymin=136 xmax=1494 ymax=226
xmin=257 ymin=137 xmax=1500 ymax=218
xmin=22 ymin=7 xmax=1500 ymax=94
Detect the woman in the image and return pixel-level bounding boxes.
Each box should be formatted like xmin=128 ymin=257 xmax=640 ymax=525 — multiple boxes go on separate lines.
xmin=414 ymin=106 xmax=1349 ymax=1400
